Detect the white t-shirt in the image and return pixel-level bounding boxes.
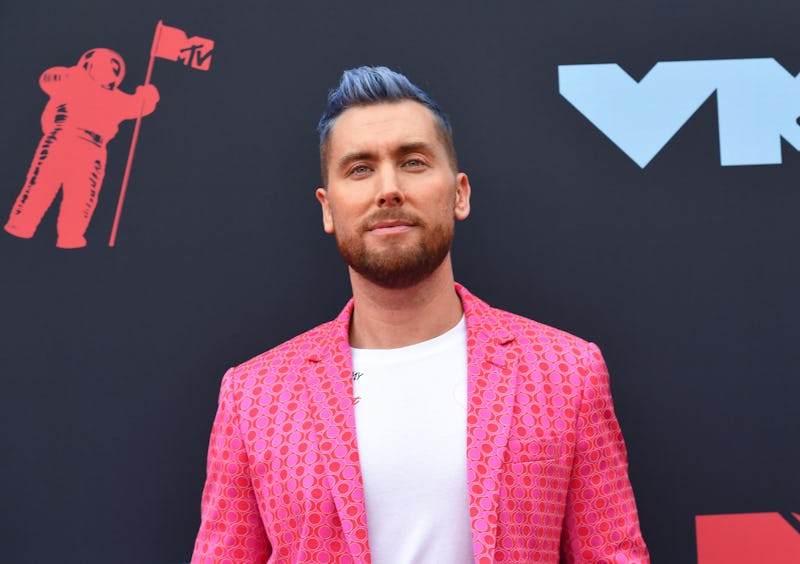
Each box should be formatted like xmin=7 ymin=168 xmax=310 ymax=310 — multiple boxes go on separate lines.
xmin=351 ymin=316 xmax=473 ymax=563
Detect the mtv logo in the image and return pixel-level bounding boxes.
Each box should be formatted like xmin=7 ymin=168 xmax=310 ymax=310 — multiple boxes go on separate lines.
xmin=558 ymin=58 xmax=800 ymax=167
xmin=695 ymin=512 xmax=800 ymax=564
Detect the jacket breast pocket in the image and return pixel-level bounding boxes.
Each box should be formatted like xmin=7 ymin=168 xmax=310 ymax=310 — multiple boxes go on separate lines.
xmin=498 ymin=446 xmax=573 ymax=539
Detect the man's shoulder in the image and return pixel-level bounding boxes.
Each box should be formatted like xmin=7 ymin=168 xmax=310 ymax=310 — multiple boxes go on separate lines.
xmin=477 ymin=303 xmax=607 ymax=383
xmin=463 ymin=288 xmax=592 ymax=351
xmin=486 ymin=304 xmax=592 ymax=349
xmin=231 ymin=318 xmax=339 ymax=379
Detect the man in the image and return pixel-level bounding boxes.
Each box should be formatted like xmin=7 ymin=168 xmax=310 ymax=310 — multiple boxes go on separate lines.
xmin=192 ymin=66 xmax=648 ymax=563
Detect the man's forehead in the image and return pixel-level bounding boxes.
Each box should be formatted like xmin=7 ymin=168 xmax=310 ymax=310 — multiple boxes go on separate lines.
xmin=327 ymin=100 xmax=442 ymax=152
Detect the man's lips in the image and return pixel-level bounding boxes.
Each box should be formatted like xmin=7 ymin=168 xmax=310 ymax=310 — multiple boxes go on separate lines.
xmin=366 ymin=220 xmax=415 ymax=235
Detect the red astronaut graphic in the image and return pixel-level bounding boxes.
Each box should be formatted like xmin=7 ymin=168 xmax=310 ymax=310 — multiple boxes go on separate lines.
xmin=4 ymin=48 xmax=159 ymax=248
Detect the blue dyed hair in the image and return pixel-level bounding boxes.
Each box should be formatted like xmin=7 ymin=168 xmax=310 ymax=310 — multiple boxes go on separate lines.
xmin=318 ymin=66 xmax=457 ymax=183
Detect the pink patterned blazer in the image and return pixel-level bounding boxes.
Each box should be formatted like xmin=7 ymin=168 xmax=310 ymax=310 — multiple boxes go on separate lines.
xmin=192 ymin=284 xmax=649 ymax=563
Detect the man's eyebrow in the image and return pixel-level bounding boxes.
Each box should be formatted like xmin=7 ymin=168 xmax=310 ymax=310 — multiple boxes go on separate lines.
xmin=395 ymin=141 xmax=435 ymax=156
xmin=336 ymin=151 xmax=374 ymax=171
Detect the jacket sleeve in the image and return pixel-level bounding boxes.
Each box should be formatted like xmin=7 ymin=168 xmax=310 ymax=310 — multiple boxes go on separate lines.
xmin=559 ymin=343 xmax=649 ymax=563
xmin=192 ymin=368 xmax=271 ymax=563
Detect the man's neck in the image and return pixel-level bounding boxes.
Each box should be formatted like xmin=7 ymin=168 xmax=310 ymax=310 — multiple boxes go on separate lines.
xmin=348 ymin=256 xmax=463 ymax=349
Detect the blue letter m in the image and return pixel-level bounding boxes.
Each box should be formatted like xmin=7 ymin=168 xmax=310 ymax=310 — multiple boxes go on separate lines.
xmin=559 ymin=58 xmax=800 ymax=167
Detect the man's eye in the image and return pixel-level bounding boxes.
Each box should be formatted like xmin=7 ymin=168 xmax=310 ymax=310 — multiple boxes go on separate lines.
xmin=403 ymin=159 xmax=425 ymax=168
xmin=350 ymin=165 xmax=370 ymax=175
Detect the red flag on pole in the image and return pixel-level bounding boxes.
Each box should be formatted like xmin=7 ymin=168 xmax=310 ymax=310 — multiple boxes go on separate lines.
xmin=152 ymin=22 xmax=214 ymax=71
xmin=108 ymin=20 xmax=214 ymax=247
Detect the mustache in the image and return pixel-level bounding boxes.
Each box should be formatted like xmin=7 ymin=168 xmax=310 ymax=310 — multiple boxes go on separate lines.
xmin=361 ymin=210 xmax=424 ymax=230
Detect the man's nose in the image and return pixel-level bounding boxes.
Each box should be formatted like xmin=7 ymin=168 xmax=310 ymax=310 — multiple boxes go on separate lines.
xmin=375 ymin=166 xmax=404 ymax=207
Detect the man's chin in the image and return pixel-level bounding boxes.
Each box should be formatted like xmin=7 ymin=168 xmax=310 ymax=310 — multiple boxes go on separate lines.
xmin=355 ymin=268 xmax=432 ymax=290
xmin=351 ymin=252 xmax=448 ymax=289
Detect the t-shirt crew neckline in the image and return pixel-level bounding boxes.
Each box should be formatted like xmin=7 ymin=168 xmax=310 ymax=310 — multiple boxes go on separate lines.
xmin=349 ymin=314 xmax=467 ymax=361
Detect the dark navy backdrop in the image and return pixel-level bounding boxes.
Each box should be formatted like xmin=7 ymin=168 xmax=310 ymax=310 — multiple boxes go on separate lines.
xmin=1 ymin=1 xmax=798 ymax=562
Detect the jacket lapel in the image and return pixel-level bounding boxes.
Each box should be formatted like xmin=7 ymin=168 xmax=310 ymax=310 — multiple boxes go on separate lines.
xmin=458 ymin=285 xmax=520 ymax=564
xmin=303 ymin=300 xmax=372 ymax=563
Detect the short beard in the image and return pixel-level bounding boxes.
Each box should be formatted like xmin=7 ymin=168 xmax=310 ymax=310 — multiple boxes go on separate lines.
xmin=335 ymin=212 xmax=454 ymax=289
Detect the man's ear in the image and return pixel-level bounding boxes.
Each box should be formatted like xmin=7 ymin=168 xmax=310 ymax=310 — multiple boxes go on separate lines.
xmin=454 ymin=172 xmax=471 ymax=221
xmin=315 ymin=187 xmax=335 ymax=233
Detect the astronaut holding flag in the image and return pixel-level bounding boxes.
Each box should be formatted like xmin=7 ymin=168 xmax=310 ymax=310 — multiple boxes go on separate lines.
xmin=5 ymin=21 xmax=213 ymax=249
xmin=4 ymin=48 xmax=160 ymax=248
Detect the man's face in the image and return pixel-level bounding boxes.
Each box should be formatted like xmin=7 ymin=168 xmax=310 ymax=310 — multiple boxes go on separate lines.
xmin=316 ymin=100 xmax=471 ymax=289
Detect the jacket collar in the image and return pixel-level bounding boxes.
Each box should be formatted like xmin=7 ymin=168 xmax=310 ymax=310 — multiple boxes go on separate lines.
xmin=302 ymin=283 xmax=519 ymax=563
